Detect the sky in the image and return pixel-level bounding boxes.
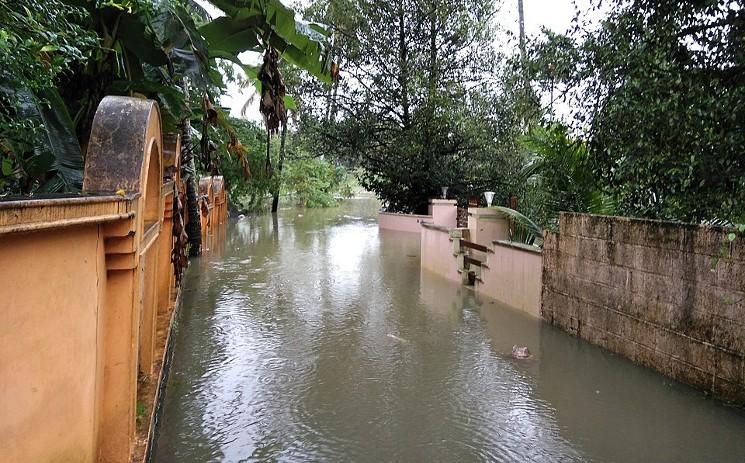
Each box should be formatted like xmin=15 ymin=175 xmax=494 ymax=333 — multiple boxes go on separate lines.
xmin=205 ymin=0 xmax=600 ymax=120
xmin=498 ymin=0 xmax=586 ymax=41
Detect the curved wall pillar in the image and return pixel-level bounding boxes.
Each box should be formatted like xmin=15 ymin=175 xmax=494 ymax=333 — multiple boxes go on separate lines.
xmin=84 ymin=96 xmax=163 ymax=462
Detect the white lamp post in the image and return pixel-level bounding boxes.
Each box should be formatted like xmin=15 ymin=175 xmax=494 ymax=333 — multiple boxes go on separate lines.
xmin=483 ymin=191 xmax=495 ymax=207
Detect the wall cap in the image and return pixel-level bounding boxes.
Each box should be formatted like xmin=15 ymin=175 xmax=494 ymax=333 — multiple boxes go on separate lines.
xmin=492 ymin=239 xmax=542 ymax=254
xmin=421 ymin=221 xmax=450 ymax=233
xmin=558 ymin=211 xmax=736 ymax=233
xmin=429 ymin=199 xmax=457 ymax=206
xmin=379 ymin=211 xmax=432 ymax=219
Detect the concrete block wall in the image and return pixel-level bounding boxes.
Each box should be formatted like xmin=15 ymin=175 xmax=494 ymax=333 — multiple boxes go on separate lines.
xmin=542 ymin=212 xmax=745 ymax=404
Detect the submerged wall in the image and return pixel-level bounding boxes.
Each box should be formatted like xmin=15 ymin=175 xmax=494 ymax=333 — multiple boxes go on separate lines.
xmin=416 ymin=206 xmax=543 ymax=318
xmin=542 ymin=213 xmax=745 ymax=403
xmin=378 ymin=211 xmax=432 ymax=233
xmin=420 ymin=223 xmax=464 ymax=284
xmin=475 ymin=240 xmax=542 ymax=318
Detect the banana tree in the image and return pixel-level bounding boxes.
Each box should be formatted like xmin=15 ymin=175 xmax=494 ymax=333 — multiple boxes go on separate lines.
xmin=4 ymin=0 xmax=333 ymax=255
xmin=201 ymin=0 xmax=334 ymax=84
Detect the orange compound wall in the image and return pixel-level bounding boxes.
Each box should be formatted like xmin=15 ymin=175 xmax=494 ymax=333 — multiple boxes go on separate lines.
xmin=0 ymin=96 xmax=223 ymax=463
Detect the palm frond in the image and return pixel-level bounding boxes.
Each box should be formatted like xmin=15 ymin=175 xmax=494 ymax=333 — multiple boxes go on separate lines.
xmin=585 ymin=191 xmax=619 ymax=216
xmin=492 ymin=206 xmax=544 ymax=247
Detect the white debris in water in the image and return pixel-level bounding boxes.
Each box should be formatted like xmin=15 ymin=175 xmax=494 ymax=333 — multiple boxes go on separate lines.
xmin=387 ymin=333 xmax=409 ymax=343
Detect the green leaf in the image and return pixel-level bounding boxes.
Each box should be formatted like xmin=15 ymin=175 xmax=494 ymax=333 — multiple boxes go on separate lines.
xmin=283 ymin=94 xmax=297 ymax=111
xmin=728 ymin=232 xmax=736 ymax=242
xmin=117 ymin=12 xmax=168 ymax=66
xmin=206 ymin=0 xmax=333 ymax=83
xmin=491 ymin=206 xmax=544 ymax=246
xmin=199 ymin=16 xmax=262 ymax=56
xmin=1 ymin=157 xmax=12 ymax=176
xmin=152 ymin=4 xmax=209 ymax=66
xmin=16 ymin=89 xmax=84 ymax=192
xmin=205 ymin=0 xmax=240 ymax=16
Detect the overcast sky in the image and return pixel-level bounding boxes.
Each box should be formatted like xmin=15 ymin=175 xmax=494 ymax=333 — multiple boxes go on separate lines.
xmin=499 ymin=0 xmax=588 ymax=38
xmin=212 ymin=0 xmax=600 ymax=120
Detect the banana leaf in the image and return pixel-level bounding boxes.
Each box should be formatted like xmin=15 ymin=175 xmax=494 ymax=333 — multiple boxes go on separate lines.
xmin=16 ymin=89 xmax=84 ymax=193
xmin=204 ymin=0 xmax=334 ymax=83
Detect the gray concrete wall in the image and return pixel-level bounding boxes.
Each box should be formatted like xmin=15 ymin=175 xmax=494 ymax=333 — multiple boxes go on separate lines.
xmin=542 ymin=212 xmax=745 ymax=404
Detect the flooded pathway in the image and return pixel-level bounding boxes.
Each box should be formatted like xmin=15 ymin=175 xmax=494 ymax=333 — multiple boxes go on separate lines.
xmin=156 ymin=198 xmax=745 ymax=462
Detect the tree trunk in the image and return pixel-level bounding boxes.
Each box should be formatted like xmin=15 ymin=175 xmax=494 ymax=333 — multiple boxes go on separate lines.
xmin=271 ymin=124 xmax=287 ymax=213
xmin=428 ymin=2 xmax=438 ymax=106
xmin=180 ymin=83 xmax=202 ymax=257
xmin=518 ymin=0 xmax=526 ymax=65
xmin=398 ymin=3 xmax=410 ymax=128
xmin=184 ymin=169 xmax=202 ymax=257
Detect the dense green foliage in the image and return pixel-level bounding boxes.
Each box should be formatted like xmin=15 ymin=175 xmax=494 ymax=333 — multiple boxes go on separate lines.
xmin=526 ymin=0 xmax=745 ymax=223
xmin=0 ymin=0 xmax=96 ymax=193
xmin=516 ymin=124 xmax=616 ymax=229
xmin=215 ymin=118 xmax=355 ymax=212
xmin=0 ymin=0 xmax=334 ymax=198
xmin=2 ymin=0 xmax=743 ymax=230
xmin=294 ymin=0 xmax=527 ymax=214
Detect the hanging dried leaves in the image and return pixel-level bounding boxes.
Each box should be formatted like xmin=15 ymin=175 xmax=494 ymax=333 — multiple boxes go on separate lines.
xmin=226 ymin=132 xmax=251 ymax=179
xmin=202 ymin=94 xmax=218 ymax=124
xmin=258 ymin=47 xmax=287 ymax=135
xmin=200 ymin=94 xmax=219 ymax=175
xmin=171 ymin=184 xmax=189 ymax=287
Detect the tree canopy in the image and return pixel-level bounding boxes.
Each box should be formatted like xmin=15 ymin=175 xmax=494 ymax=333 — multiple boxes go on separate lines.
xmin=527 ymin=0 xmax=745 ymax=223
xmin=293 ymin=0 xmax=528 ymax=214
xmin=2 ymin=0 xmax=743 ymax=229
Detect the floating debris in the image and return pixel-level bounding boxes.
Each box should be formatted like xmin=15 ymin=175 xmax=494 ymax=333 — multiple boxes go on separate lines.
xmin=511 ymin=345 xmax=532 ymax=359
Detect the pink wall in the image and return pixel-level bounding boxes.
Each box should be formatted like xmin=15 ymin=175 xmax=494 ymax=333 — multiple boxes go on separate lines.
xmin=416 ymin=201 xmax=543 ymax=317
xmin=420 ymin=224 xmax=464 ymax=284
xmin=467 ymin=208 xmax=509 ymax=247
xmin=378 ymin=212 xmax=431 ymax=234
xmin=475 ymin=240 xmax=543 ymax=318
xmin=430 ymin=199 xmax=457 ymax=228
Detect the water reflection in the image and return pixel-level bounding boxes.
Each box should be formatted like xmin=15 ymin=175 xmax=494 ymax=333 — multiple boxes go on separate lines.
xmin=156 ymin=198 xmax=745 ymax=462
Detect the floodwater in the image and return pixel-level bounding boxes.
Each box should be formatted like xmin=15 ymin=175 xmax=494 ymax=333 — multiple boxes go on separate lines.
xmin=155 ymin=198 xmax=745 ymax=462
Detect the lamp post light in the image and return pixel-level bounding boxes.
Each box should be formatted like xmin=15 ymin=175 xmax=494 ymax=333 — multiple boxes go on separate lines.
xmin=441 ymin=186 xmax=449 ymax=199
xmin=484 ymin=191 xmax=495 ymax=207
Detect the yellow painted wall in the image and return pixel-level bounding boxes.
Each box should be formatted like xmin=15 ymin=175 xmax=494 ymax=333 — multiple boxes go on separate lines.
xmin=0 ymin=225 xmax=105 ymax=463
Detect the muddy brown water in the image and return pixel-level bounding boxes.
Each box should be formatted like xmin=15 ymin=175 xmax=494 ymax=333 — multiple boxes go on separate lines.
xmin=155 ymin=198 xmax=745 ymax=462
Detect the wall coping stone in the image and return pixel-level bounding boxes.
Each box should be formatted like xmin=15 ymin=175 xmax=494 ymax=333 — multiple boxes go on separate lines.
xmin=420 ymin=221 xmax=450 ymax=233
xmin=493 ymin=239 xmax=543 ymax=254
xmin=559 ymin=211 xmax=736 ymax=234
xmin=429 ymin=199 xmax=457 ymax=206
xmin=379 ymin=211 xmax=432 ymax=219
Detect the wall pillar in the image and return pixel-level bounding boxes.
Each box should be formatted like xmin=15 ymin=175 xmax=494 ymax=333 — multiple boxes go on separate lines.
xmin=157 ymin=191 xmax=174 ymax=317
xmin=467 ymin=207 xmax=510 ymax=247
xmin=430 ymin=199 xmax=457 ymax=228
xmin=98 ymin=216 xmax=140 ymax=463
